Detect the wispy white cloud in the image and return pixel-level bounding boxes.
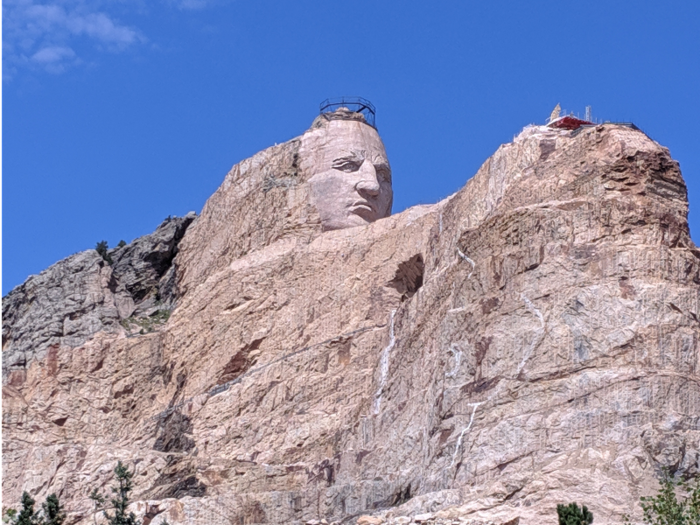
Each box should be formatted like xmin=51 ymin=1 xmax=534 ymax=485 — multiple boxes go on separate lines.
xmin=3 ymin=0 xmax=144 ymax=78
xmin=31 ymin=45 xmax=76 ymax=63
xmin=3 ymin=0 xmax=226 ymax=78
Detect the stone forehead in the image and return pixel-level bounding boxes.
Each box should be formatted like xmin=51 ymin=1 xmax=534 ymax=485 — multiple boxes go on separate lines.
xmin=300 ymin=119 xmax=387 ymax=174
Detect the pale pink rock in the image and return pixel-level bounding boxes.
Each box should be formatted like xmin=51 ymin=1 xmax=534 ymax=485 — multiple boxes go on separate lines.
xmin=357 ymin=516 xmax=385 ymax=525
xmin=3 ymin=121 xmax=699 ymax=525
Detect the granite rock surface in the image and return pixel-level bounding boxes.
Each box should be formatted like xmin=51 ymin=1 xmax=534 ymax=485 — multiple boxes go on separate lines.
xmin=3 ymin=123 xmax=699 ymax=525
xmin=2 ymin=213 xmax=195 ymax=384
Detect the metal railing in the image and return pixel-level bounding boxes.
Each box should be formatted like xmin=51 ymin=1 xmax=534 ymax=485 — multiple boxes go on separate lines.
xmin=319 ymin=97 xmax=376 ymax=128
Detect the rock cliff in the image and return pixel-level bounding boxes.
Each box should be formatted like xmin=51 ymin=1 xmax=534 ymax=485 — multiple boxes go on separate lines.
xmin=2 ymin=213 xmax=195 ymax=384
xmin=3 ymin=120 xmax=699 ymax=525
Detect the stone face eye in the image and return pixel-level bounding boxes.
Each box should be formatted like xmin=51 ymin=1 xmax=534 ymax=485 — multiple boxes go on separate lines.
xmin=333 ymin=160 xmax=362 ymax=172
xmin=376 ymin=165 xmax=391 ymax=183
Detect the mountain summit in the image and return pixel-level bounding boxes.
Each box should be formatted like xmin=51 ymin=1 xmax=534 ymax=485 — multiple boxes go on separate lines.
xmin=3 ymin=115 xmax=699 ymax=525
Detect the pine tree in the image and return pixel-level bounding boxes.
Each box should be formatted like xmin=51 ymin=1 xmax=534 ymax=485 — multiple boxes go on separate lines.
xmin=103 ymin=461 xmax=141 ymax=525
xmin=14 ymin=492 xmax=38 ymax=525
xmin=89 ymin=488 xmax=106 ymax=525
xmin=557 ymin=502 xmax=594 ymax=525
xmin=38 ymin=494 xmax=65 ymax=525
xmin=95 ymin=241 xmax=113 ymax=265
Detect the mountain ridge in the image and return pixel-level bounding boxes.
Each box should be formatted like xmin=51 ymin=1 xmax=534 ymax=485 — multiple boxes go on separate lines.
xmin=3 ymin=121 xmax=698 ymax=525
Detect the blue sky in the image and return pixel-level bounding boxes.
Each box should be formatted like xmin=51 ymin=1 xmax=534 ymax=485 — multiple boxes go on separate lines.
xmin=3 ymin=1 xmax=700 ymax=295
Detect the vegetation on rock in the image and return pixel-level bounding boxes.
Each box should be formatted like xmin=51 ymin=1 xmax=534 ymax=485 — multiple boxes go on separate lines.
xmin=95 ymin=241 xmax=113 ymax=265
xmin=119 ymin=309 xmax=171 ymax=334
xmin=15 ymin=493 xmax=36 ymax=525
xmin=3 ymin=462 xmax=173 ymax=525
xmin=39 ymin=495 xmax=66 ymax=525
xmin=629 ymin=471 xmax=700 ymax=525
xmin=557 ymin=503 xmax=593 ymax=525
xmin=92 ymin=461 xmax=141 ymax=525
xmin=89 ymin=460 xmax=172 ymax=525
xmin=3 ymin=491 xmax=65 ymax=525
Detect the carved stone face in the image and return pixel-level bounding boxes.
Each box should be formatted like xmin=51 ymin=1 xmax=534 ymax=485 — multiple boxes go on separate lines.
xmin=303 ymin=119 xmax=393 ymax=231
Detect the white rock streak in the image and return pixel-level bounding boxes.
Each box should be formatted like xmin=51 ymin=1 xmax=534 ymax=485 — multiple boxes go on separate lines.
xmin=456 ymin=248 xmax=475 ymax=278
xmin=517 ymin=294 xmax=545 ymax=375
xmin=446 ymin=346 xmax=462 ymax=378
xmin=521 ymin=294 xmax=545 ymax=328
xmin=373 ymin=309 xmax=397 ymax=415
xmin=450 ymin=402 xmax=482 ymax=467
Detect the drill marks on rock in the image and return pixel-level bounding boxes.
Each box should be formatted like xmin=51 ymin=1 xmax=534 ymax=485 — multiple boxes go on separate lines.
xmin=449 ymin=402 xmax=482 ymax=468
xmin=449 ymin=296 xmax=546 ymax=421
xmin=456 ymin=249 xmax=475 ymax=279
xmin=10 ymin=125 xmax=698 ymax=523
xmin=373 ymin=309 xmax=397 ymax=415
xmin=152 ymin=323 xmax=383 ymax=421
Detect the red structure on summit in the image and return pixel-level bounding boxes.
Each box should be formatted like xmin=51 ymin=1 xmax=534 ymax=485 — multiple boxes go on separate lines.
xmin=545 ymin=104 xmax=595 ymax=130
xmin=547 ymin=114 xmax=595 ymax=131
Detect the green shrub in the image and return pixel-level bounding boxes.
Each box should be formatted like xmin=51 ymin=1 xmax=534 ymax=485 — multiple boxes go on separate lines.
xmin=634 ymin=470 xmax=700 ymax=525
xmin=95 ymin=241 xmax=113 ymax=265
xmin=93 ymin=461 xmax=141 ymax=525
xmin=89 ymin=488 xmax=106 ymax=525
xmin=557 ymin=502 xmax=593 ymax=525
xmin=11 ymin=492 xmax=35 ymax=525
xmin=39 ymin=495 xmax=65 ymax=525
xmin=3 ymin=492 xmax=65 ymax=525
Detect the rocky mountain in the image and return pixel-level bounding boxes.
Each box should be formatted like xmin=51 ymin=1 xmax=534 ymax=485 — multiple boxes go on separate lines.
xmin=3 ymin=117 xmax=699 ymax=525
xmin=2 ymin=213 xmax=196 ymax=385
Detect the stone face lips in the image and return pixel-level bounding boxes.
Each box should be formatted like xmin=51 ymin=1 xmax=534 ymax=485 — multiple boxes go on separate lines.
xmin=2 ymin=124 xmax=699 ymax=525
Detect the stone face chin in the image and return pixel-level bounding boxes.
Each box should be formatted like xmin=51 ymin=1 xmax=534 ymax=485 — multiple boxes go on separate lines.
xmin=2 ymin=123 xmax=699 ymax=525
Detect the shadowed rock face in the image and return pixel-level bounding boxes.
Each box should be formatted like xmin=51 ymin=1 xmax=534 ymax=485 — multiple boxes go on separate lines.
xmin=3 ymin=123 xmax=699 ymax=525
xmin=2 ymin=213 xmax=195 ymax=384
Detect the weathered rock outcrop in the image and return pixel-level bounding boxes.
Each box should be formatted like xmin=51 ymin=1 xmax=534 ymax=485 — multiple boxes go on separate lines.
xmin=3 ymin=121 xmax=699 ymax=525
xmin=2 ymin=213 xmax=195 ymax=384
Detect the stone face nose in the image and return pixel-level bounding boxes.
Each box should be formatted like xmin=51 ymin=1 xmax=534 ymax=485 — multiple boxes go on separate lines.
xmin=355 ymin=161 xmax=380 ymax=197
